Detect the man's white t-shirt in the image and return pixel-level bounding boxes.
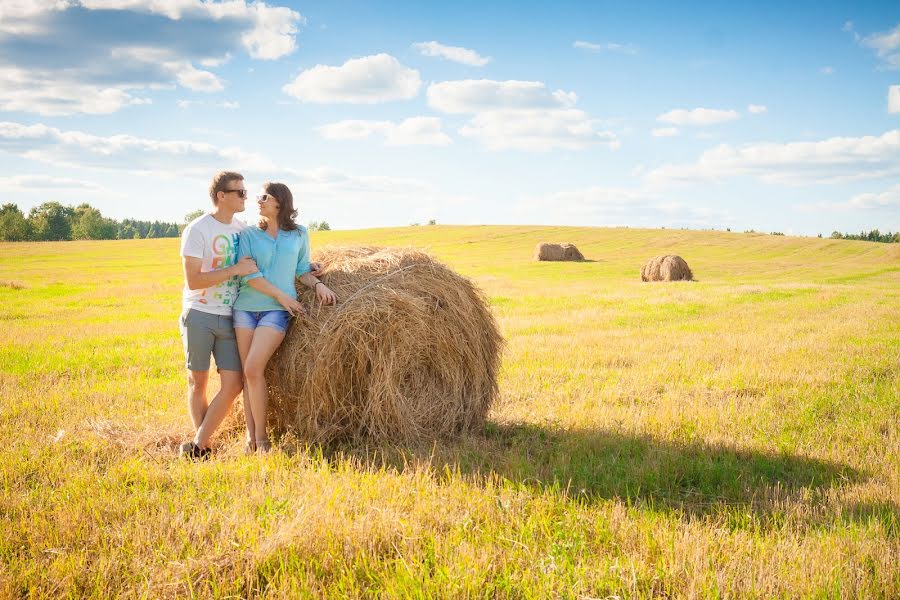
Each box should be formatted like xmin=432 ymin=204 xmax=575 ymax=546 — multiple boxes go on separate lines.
xmin=180 ymin=214 xmax=246 ymax=315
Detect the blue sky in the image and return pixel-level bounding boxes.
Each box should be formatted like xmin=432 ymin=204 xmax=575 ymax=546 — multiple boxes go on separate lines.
xmin=1 ymin=0 xmax=899 ymax=234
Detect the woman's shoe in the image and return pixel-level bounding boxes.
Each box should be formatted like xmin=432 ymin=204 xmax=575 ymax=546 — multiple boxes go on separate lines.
xmin=255 ymin=439 xmax=272 ymax=454
xmin=244 ymin=438 xmax=256 ymax=455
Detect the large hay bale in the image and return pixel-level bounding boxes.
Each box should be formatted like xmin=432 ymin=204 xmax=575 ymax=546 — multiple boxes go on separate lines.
xmin=535 ymin=242 xmax=584 ymax=261
xmin=266 ymin=247 xmax=503 ymax=444
xmin=640 ymin=255 xmax=693 ymax=282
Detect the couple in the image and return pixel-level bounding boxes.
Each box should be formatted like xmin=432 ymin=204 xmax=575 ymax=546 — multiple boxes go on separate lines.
xmin=177 ymin=171 xmax=336 ymax=459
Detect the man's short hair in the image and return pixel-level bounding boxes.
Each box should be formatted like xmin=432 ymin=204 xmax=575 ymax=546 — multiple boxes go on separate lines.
xmin=209 ymin=171 xmax=244 ymax=205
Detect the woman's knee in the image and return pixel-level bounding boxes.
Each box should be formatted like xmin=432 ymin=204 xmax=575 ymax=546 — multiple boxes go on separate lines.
xmin=243 ymin=362 xmax=266 ymax=382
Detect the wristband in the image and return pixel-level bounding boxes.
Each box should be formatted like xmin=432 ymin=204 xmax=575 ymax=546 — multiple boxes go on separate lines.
xmin=314 ymin=281 xmax=323 ymax=291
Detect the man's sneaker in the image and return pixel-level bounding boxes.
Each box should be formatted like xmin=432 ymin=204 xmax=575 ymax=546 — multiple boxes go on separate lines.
xmin=179 ymin=441 xmax=211 ymax=461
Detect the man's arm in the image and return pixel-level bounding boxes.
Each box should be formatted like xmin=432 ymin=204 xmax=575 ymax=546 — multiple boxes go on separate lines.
xmin=183 ymin=256 xmax=258 ymax=290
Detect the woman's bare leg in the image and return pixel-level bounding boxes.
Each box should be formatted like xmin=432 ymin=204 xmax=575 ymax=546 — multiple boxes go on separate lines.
xmin=235 ymin=327 xmax=256 ymax=448
xmin=242 ymin=326 xmax=286 ymax=445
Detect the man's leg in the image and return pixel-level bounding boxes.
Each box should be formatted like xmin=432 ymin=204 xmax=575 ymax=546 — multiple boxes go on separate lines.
xmin=187 ymin=370 xmax=210 ymax=430
xmin=194 ymin=369 xmax=242 ymax=449
xmin=181 ymin=308 xmax=215 ymax=432
xmin=193 ymin=313 xmax=244 ymax=449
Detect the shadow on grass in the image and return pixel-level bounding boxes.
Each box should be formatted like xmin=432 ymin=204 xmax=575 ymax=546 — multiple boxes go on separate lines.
xmin=313 ymin=421 xmax=893 ymax=527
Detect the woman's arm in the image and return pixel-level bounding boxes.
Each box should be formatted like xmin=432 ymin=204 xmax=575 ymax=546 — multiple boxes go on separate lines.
xmin=298 ymin=272 xmax=336 ymax=305
xmin=295 ymin=231 xmax=336 ymax=305
xmin=247 ymin=277 xmax=305 ymax=316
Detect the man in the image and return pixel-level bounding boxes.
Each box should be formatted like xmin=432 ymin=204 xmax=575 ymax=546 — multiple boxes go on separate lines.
xmin=178 ymin=171 xmax=256 ymax=459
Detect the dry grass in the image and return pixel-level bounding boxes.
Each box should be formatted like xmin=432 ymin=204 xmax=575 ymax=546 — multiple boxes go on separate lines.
xmin=0 ymin=227 xmax=898 ymax=598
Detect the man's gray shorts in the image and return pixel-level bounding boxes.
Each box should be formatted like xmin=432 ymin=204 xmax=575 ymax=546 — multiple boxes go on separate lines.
xmin=179 ymin=308 xmax=242 ymax=372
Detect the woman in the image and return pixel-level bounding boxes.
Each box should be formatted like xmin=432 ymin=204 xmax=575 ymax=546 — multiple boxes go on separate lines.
xmin=233 ymin=182 xmax=336 ymax=453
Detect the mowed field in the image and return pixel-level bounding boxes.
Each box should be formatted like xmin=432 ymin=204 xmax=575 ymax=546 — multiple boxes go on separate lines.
xmin=1 ymin=225 xmax=898 ymax=598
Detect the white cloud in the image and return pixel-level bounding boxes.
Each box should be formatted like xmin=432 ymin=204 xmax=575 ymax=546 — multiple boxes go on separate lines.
xmin=651 ymin=127 xmax=679 ymax=137
xmin=0 ymin=119 xmax=453 ymax=229
xmin=458 ymin=109 xmax=617 ymax=151
xmin=845 ymin=184 xmax=900 ymax=209
xmin=648 ymin=130 xmax=900 ymax=186
xmin=427 ymin=79 xmax=577 ymax=113
xmin=748 ymin=104 xmax=767 ymax=114
xmin=890 ymin=86 xmax=900 ymax=114
xmin=843 ymin=21 xmax=861 ymax=43
xmin=271 ymin=166 xmax=454 ymax=228
xmin=0 ymin=66 xmax=138 ymax=116
xmin=317 ymin=117 xmax=452 ymax=146
xmin=573 ymin=40 xmax=603 ymax=51
xmin=412 ymin=41 xmax=491 ymax=66
xmin=515 ymin=185 xmax=729 ymax=228
xmin=573 ymin=40 xmax=638 ymax=54
xmin=427 ymin=79 xmax=613 ymax=151
xmin=819 ymin=66 xmax=835 ymax=75
xmin=0 ymin=1 xmax=302 ymax=115
xmin=806 ymin=183 xmax=900 ymax=216
xmin=76 ymin=0 xmax=303 ymax=59
xmin=283 ymin=54 xmax=421 ymax=104
xmin=0 ymin=121 xmax=273 ymax=176
xmin=0 ymin=174 xmax=105 ymax=192
xmin=200 ymin=53 xmax=232 ymax=68
xmin=236 ymin=2 xmax=303 ymax=60
xmin=861 ymin=23 xmax=900 ymax=69
xmin=657 ymin=107 xmax=740 ymax=126
xmin=174 ymin=63 xmax=224 ymax=92
xmin=219 ymin=101 xmax=240 ymax=109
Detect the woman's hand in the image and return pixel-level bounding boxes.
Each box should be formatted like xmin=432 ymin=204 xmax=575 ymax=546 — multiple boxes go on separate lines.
xmin=309 ymin=262 xmax=324 ymax=277
xmin=315 ymin=283 xmax=337 ymax=305
xmin=277 ymin=293 xmax=306 ymax=317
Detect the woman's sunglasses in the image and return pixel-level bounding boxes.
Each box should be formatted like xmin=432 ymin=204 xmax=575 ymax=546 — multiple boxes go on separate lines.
xmin=257 ymin=194 xmax=275 ymax=203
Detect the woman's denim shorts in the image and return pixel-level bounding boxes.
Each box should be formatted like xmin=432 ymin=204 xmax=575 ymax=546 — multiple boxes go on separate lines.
xmin=232 ymin=309 xmax=291 ymax=334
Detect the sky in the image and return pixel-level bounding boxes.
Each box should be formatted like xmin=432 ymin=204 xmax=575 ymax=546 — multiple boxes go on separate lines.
xmin=1 ymin=0 xmax=899 ymax=235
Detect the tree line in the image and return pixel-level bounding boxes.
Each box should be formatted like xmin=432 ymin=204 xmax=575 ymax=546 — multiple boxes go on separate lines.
xmin=0 ymin=202 xmax=184 ymax=242
xmin=830 ymin=229 xmax=899 ymax=243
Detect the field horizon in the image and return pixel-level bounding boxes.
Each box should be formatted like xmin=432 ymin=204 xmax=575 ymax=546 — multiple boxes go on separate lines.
xmin=1 ymin=225 xmax=898 ymax=598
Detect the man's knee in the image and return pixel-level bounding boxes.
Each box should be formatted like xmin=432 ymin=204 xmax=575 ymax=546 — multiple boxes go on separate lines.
xmin=187 ymin=370 xmax=209 ymax=392
xmin=219 ymin=370 xmax=244 ymax=396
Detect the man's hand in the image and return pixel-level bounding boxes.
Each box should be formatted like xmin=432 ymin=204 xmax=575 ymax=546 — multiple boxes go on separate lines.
xmin=309 ymin=262 xmax=324 ymax=277
xmin=231 ymin=256 xmax=258 ymax=277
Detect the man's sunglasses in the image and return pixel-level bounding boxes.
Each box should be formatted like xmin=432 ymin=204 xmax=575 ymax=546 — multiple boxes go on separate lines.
xmin=224 ymin=189 xmax=247 ymax=199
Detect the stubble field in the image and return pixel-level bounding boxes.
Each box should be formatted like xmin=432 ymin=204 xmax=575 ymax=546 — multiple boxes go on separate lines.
xmin=1 ymin=225 xmax=898 ymax=598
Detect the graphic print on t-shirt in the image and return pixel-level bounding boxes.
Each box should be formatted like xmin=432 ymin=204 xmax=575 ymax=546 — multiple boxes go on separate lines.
xmin=202 ymin=233 xmax=240 ymax=305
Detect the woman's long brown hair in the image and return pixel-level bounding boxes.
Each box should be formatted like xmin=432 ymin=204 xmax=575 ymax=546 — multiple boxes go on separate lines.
xmin=258 ymin=182 xmax=299 ymax=231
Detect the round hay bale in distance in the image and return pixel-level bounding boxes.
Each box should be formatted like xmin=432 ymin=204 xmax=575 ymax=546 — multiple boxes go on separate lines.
xmin=534 ymin=242 xmax=585 ymax=261
xmin=561 ymin=244 xmax=585 ymax=261
xmin=266 ymin=246 xmax=503 ymax=444
xmin=640 ymin=255 xmax=693 ymax=282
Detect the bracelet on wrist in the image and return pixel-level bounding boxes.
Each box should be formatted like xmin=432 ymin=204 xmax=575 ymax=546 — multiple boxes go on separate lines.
xmin=314 ymin=281 xmax=323 ymax=291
